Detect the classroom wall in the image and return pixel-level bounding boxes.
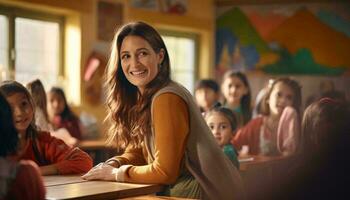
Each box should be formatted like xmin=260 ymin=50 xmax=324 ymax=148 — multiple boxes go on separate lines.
xmin=215 ymin=1 xmax=350 ymax=110
xmin=0 ymin=0 xmax=216 ymax=138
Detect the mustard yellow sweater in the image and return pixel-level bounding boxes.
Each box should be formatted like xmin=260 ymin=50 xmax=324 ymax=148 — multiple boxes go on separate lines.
xmin=113 ymin=93 xmax=188 ymax=184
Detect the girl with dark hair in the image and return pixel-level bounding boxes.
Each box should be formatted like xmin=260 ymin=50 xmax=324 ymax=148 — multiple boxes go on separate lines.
xmin=48 ymin=87 xmax=83 ymax=140
xmin=82 ymin=21 xmax=244 ymax=199
xmin=221 ymin=70 xmax=252 ymax=127
xmin=194 ymin=79 xmax=221 ymax=113
xmin=232 ymin=77 xmax=301 ymax=156
xmin=0 ymin=80 xmax=92 ymax=175
xmin=0 ymin=93 xmax=45 ymax=200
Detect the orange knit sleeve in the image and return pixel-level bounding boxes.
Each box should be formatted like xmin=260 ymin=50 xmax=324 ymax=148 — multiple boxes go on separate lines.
xmin=124 ymin=93 xmax=189 ymax=184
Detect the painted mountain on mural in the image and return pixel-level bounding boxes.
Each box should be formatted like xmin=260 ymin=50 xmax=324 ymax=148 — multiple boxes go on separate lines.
xmin=216 ymin=6 xmax=350 ymax=75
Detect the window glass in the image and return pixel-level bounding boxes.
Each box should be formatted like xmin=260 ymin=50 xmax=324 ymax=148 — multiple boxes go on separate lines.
xmin=162 ymin=35 xmax=196 ymax=93
xmin=15 ymin=17 xmax=60 ymax=87
xmin=0 ymin=15 xmax=9 ymax=80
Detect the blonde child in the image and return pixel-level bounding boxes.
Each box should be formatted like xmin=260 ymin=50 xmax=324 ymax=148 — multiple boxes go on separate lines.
xmin=27 ymin=80 xmax=77 ymax=146
xmin=26 ymin=79 xmax=52 ymax=131
xmin=232 ymin=77 xmax=301 ymax=156
xmin=221 ymin=70 xmax=252 ymax=127
xmin=0 ymin=80 xmax=93 ymax=175
xmin=205 ymin=107 xmax=239 ymax=168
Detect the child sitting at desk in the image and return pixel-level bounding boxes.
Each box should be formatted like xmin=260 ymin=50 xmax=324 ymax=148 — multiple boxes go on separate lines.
xmin=0 ymin=80 xmax=93 ymax=175
xmin=26 ymin=79 xmax=77 ymax=147
xmin=232 ymin=78 xmax=301 ymax=156
xmin=271 ymin=98 xmax=350 ymax=199
xmin=0 ymin=93 xmax=45 ymax=200
xmin=205 ymin=107 xmax=240 ymax=168
xmin=48 ymin=87 xmax=84 ymax=141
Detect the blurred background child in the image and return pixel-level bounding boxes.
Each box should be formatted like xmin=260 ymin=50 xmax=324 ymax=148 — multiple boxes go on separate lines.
xmin=232 ymin=77 xmax=301 ymax=156
xmin=221 ymin=70 xmax=252 ymax=127
xmin=48 ymin=87 xmax=83 ymax=140
xmin=205 ymin=107 xmax=239 ymax=168
xmin=272 ymin=98 xmax=350 ymax=199
xmin=0 ymin=80 xmax=92 ymax=175
xmin=26 ymin=79 xmax=52 ymax=131
xmin=194 ymin=79 xmax=221 ymax=113
xmin=0 ymin=93 xmax=45 ymax=200
xmin=27 ymin=79 xmax=77 ymax=146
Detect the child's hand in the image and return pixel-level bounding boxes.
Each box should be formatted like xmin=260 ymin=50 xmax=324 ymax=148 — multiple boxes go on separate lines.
xmin=239 ymin=145 xmax=249 ymax=156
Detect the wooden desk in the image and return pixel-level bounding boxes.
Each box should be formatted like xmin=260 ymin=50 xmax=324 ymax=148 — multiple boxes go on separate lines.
xmin=44 ymin=175 xmax=86 ymax=187
xmin=238 ymin=155 xmax=295 ymax=200
xmin=44 ymin=176 xmax=163 ymax=200
xmin=239 ymin=155 xmax=289 ymax=171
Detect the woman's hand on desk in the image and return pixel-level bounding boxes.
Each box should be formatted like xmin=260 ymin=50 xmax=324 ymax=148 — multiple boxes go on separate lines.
xmin=104 ymin=158 xmax=121 ymax=168
xmin=82 ymin=162 xmax=118 ymax=181
xmin=81 ymin=162 xmax=132 ymax=182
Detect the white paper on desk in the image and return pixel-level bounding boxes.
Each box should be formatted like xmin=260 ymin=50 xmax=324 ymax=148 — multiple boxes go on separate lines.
xmin=238 ymin=157 xmax=254 ymax=162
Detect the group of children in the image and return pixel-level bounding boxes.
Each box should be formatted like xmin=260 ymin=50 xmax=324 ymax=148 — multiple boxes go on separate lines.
xmin=196 ymin=70 xmax=350 ymax=198
xmin=1 ymin=20 xmax=350 ymax=199
xmin=0 ymin=80 xmax=93 ymax=199
xmin=195 ymin=70 xmax=347 ymax=167
xmin=26 ymin=79 xmax=84 ymax=146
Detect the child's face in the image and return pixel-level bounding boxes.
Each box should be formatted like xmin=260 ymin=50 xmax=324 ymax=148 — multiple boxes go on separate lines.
xmin=221 ymin=76 xmax=248 ymax=106
xmin=6 ymin=92 xmax=34 ymax=136
xmin=48 ymin=92 xmax=65 ymax=116
xmin=195 ymin=88 xmax=218 ymax=111
xmin=268 ymin=82 xmax=294 ymax=116
xmin=206 ymin=112 xmax=233 ymax=148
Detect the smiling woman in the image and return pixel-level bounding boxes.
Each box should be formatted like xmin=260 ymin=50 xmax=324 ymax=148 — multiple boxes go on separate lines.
xmin=119 ymin=35 xmax=164 ymax=94
xmin=82 ymin=21 xmax=244 ymax=199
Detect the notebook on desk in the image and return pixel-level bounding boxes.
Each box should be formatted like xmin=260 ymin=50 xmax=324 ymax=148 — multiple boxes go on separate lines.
xmin=238 ymin=157 xmax=254 ymax=163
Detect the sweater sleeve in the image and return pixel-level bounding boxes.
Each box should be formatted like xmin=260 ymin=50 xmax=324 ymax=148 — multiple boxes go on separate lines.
xmin=39 ymin=132 xmax=93 ymax=174
xmin=108 ymin=145 xmax=147 ymax=166
xmin=123 ymin=93 xmax=189 ymax=184
xmin=232 ymin=117 xmax=263 ymax=155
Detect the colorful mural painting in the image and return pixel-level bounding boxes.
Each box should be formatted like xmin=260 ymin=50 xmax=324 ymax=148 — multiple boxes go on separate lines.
xmin=216 ymin=3 xmax=350 ymax=76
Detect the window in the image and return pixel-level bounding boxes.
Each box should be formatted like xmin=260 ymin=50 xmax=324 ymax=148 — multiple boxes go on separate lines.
xmin=0 ymin=15 xmax=9 ymax=79
xmin=0 ymin=6 xmax=63 ymax=88
xmin=161 ymin=32 xmax=197 ymax=93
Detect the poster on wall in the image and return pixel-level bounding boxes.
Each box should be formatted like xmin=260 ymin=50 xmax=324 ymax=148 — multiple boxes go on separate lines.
xmin=215 ymin=3 xmax=350 ymax=76
xmin=98 ymin=1 xmax=123 ymax=42
xmin=130 ymin=0 xmax=187 ymax=15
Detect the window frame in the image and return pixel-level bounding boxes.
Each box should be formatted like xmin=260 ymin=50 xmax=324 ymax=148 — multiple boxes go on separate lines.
xmin=0 ymin=5 xmax=65 ymax=79
xmin=160 ymin=30 xmax=199 ymax=93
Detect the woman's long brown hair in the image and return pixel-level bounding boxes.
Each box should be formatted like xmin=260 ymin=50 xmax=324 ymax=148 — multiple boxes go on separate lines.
xmin=105 ymin=22 xmax=171 ymax=149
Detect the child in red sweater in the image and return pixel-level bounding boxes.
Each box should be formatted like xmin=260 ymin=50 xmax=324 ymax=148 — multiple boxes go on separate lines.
xmin=0 ymin=93 xmax=45 ymax=200
xmin=0 ymin=80 xmax=93 ymax=175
